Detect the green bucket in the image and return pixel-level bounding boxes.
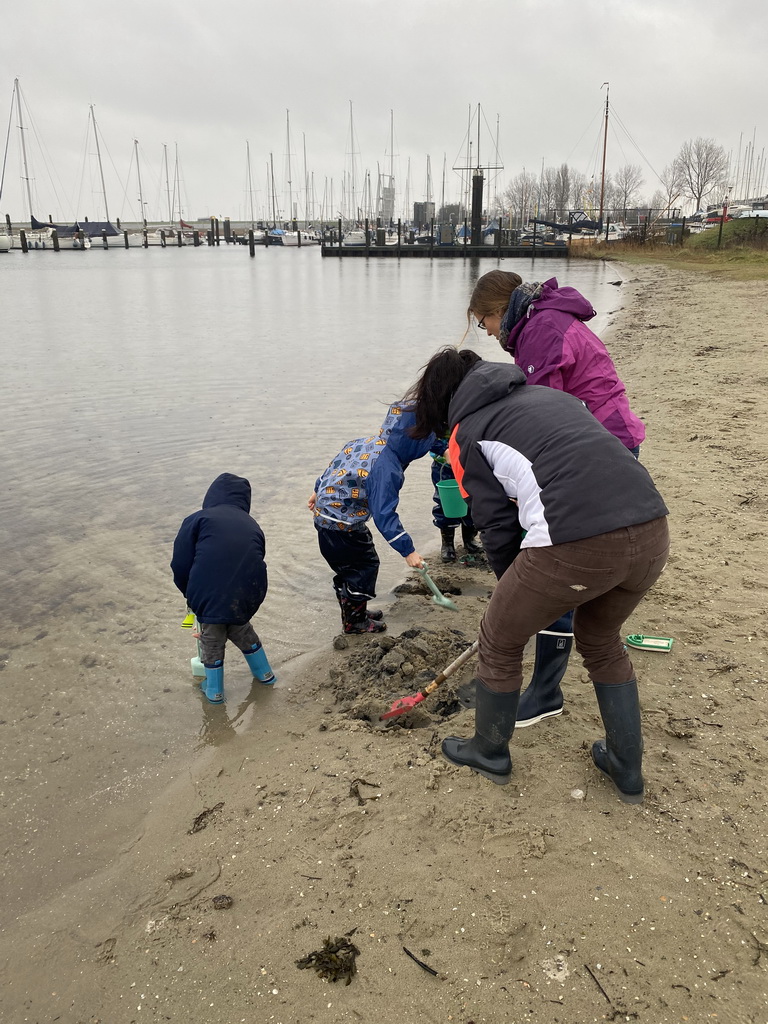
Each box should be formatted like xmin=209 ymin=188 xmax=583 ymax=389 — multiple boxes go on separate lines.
xmin=436 ymin=479 xmax=468 ymax=518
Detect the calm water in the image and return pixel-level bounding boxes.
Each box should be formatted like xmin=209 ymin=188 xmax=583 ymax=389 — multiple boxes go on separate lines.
xmin=0 ymin=245 xmax=623 ymax=923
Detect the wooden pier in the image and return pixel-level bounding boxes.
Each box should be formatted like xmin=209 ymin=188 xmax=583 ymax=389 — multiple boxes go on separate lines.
xmin=321 ymin=242 xmax=569 ymax=258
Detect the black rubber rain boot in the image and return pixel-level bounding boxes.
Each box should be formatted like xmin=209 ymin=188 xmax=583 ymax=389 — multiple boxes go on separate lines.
xmin=335 ymin=590 xmax=349 ymax=633
xmin=516 ymin=613 xmax=574 ymax=727
xmin=440 ymin=527 xmax=457 ymax=563
xmin=343 ymin=599 xmax=387 ymax=634
xmin=461 ymin=523 xmax=484 ymax=556
xmin=442 ymin=681 xmax=519 ymax=785
xmin=591 ymin=680 xmax=645 ymax=804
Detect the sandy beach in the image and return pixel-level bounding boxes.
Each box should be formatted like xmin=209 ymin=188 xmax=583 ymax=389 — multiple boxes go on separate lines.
xmin=3 ymin=261 xmax=767 ymax=1023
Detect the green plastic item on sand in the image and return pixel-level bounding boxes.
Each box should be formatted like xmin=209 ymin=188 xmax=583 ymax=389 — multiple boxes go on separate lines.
xmin=417 ymin=565 xmax=459 ymax=611
xmin=625 ymin=634 xmax=674 ymax=652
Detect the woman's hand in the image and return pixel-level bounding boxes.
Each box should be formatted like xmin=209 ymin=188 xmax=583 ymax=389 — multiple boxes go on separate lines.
xmin=405 ymin=551 xmax=424 ymax=569
xmin=307 ymin=492 xmax=317 ymax=512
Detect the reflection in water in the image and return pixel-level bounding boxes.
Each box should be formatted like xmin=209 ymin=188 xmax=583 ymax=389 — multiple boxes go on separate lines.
xmin=196 ymin=683 xmax=265 ymax=748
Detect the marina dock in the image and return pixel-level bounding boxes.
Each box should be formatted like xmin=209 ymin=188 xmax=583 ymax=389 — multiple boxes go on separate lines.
xmin=320 ymin=241 xmax=568 ymax=258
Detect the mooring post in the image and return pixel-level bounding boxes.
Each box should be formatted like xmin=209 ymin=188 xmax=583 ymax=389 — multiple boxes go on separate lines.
xmin=52 ymin=229 xmax=60 ymax=252
xmin=214 ymin=218 xmax=220 ymax=246
xmin=177 ymin=228 xmax=182 ymax=247
xmin=397 ymin=218 xmax=401 ymax=255
xmin=143 ymin=228 xmax=149 ymax=248
xmin=20 ymin=229 xmax=28 ymax=253
xmin=338 ymin=218 xmax=342 ymax=249
xmin=298 ymin=229 xmax=302 ymax=247
xmin=248 ymin=229 xmax=255 ymax=257
xmin=429 ymin=217 xmax=434 ymax=256
xmin=102 ymin=230 xmax=109 ymax=250
xmin=365 ymin=219 xmax=370 ymax=255
xmin=123 ymin=230 xmax=129 ymax=249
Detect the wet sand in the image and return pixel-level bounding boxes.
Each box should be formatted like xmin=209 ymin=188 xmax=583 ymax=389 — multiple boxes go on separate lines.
xmin=2 ymin=262 xmax=767 ymax=1022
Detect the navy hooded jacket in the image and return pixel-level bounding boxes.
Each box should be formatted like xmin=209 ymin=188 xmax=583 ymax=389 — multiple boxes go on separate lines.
xmin=171 ymin=473 xmax=268 ymax=624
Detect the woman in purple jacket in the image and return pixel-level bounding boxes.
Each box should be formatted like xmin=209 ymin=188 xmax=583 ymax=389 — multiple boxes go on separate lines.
xmin=467 ymin=270 xmax=646 ymax=729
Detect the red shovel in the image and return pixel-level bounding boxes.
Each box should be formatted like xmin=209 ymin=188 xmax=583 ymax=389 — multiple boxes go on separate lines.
xmin=379 ymin=640 xmax=479 ymax=720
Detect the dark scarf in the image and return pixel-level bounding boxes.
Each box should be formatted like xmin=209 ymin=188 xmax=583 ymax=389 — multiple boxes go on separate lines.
xmin=499 ymin=281 xmax=542 ymax=352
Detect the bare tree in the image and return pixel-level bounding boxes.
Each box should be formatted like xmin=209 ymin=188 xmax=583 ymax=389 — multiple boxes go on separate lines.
xmin=569 ymin=170 xmax=589 ymax=211
xmin=611 ymin=164 xmax=644 ymax=217
xmin=503 ymin=171 xmax=537 ymax=227
xmin=676 ymin=137 xmax=729 ymax=211
xmin=656 ymin=160 xmax=684 ymax=216
xmin=553 ymin=164 xmax=571 ymax=219
xmin=538 ymin=167 xmax=559 ymax=220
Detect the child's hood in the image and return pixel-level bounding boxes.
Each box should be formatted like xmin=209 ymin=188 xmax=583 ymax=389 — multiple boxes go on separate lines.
xmin=378 ymin=402 xmax=434 ymax=465
xmin=202 ymin=473 xmax=251 ymax=513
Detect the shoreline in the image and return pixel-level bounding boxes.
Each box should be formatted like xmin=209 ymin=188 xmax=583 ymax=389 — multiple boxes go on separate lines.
xmin=4 ymin=261 xmax=768 ymax=1022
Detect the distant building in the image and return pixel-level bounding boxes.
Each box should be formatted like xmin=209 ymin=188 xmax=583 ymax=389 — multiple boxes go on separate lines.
xmin=413 ymin=201 xmax=435 ymax=230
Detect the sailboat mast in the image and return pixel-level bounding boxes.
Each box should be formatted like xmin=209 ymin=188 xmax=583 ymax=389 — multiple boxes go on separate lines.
xmin=15 ymin=79 xmax=34 ymax=221
xmin=163 ymin=144 xmax=172 ymax=224
xmin=348 ymin=101 xmax=356 ymax=221
xmin=90 ymin=105 xmax=110 ymax=223
xmin=599 ymin=82 xmax=609 ymax=226
xmin=286 ymin=109 xmax=293 ymax=224
xmin=246 ymin=140 xmax=255 ymax=229
xmin=269 ymin=152 xmax=278 ymax=225
xmin=134 ymin=139 xmax=145 ymax=225
xmin=303 ymin=132 xmax=310 ymax=224
xmin=171 ymin=144 xmax=180 ymax=224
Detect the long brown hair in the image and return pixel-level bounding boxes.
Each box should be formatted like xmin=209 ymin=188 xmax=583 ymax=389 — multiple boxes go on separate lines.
xmin=406 ymin=347 xmax=482 ymax=439
xmin=466 ymin=269 xmax=523 ymax=330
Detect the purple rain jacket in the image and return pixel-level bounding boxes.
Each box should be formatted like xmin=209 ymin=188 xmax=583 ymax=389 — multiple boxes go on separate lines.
xmin=502 ymin=277 xmax=646 ymax=450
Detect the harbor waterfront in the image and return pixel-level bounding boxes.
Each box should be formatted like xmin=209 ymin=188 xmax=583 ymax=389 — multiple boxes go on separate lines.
xmin=0 ymin=247 xmax=624 ymax=931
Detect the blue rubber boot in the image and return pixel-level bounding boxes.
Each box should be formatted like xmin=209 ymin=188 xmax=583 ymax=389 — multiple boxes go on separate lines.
xmin=243 ymin=643 xmax=276 ymax=685
xmin=516 ymin=611 xmax=574 ymax=728
xmin=203 ymin=660 xmax=225 ymax=704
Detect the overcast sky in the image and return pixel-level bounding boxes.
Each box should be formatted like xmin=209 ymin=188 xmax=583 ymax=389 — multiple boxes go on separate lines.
xmin=1 ymin=0 xmax=765 ymax=223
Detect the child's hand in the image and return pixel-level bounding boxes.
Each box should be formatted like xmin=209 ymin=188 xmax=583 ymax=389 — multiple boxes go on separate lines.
xmin=307 ymin=491 xmax=317 ymax=511
xmin=405 ymin=551 xmax=424 ymax=569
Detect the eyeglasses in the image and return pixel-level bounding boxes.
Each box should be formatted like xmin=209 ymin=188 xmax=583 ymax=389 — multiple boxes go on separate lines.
xmin=476 ymin=314 xmax=487 ymax=330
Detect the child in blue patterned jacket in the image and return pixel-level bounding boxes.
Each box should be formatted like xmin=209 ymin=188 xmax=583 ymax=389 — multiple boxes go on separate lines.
xmin=308 ymin=402 xmax=434 ymax=634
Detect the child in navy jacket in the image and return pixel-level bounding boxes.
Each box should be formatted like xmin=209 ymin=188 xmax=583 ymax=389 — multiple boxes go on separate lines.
xmin=171 ymin=473 xmax=274 ymax=704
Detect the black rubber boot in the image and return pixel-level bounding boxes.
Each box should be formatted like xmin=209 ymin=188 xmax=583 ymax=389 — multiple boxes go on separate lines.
xmin=343 ymin=598 xmax=387 ymax=634
xmin=591 ymin=680 xmax=644 ymax=804
xmin=516 ymin=613 xmax=574 ymax=727
xmin=461 ymin=523 xmax=484 ymax=556
xmin=442 ymin=681 xmax=519 ymax=785
xmin=440 ymin=527 xmax=457 ymax=563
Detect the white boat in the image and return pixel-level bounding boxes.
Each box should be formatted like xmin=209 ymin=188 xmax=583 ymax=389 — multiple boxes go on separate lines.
xmin=342 ymin=228 xmax=368 ymax=247
xmin=281 ymin=228 xmax=320 ymax=246
xmin=0 ymin=232 xmax=13 ymax=252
